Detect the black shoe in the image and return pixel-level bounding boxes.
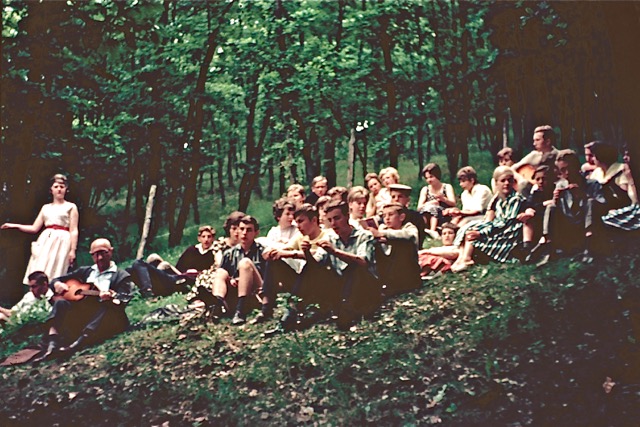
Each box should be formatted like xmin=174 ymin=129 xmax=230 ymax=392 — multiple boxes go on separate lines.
xmin=336 ymin=306 xmax=358 ymax=331
xmin=231 ymin=311 xmax=246 ymax=325
xmin=298 ymin=308 xmax=326 ymax=330
xmin=140 ymin=289 xmax=154 ymax=298
xmin=513 ymin=242 xmax=533 ymax=263
xmin=250 ymin=311 xmax=272 ymax=325
xmin=59 ymin=333 xmax=89 ymax=354
xmin=263 ymin=324 xmax=285 ymax=338
xmin=280 ymin=308 xmax=299 ymax=331
xmin=525 ymin=242 xmax=549 ymax=264
xmin=32 ymin=336 xmax=59 ymax=364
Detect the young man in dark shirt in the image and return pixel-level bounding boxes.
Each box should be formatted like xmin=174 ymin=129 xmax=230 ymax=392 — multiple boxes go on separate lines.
xmin=129 ymin=225 xmax=217 ymax=297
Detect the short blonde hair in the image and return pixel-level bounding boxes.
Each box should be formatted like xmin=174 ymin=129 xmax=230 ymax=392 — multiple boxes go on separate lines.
xmin=379 ymin=167 xmax=399 ymax=184
xmin=347 ymin=186 xmax=368 ymax=203
xmin=492 ymin=166 xmax=515 ymax=182
xmin=287 ymin=183 xmax=305 ymax=196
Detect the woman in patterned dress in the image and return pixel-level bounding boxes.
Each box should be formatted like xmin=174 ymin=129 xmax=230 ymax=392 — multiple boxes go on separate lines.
xmin=2 ymin=174 xmax=79 ymax=285
xmin=417 ymin=163 xmax=457 ymax=239
xmin=450 ymin=167 xmax=525 ymax=272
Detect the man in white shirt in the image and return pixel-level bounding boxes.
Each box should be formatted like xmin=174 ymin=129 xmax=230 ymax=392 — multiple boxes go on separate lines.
xmin=32 ymin=238 xmax=133 ymax=363
xmin=0 ymin=271 xmax=53 ymax=322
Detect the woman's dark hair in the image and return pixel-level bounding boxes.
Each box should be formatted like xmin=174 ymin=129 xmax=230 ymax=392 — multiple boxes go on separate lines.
xmin=590 ymin=141 xmax=618 ymax=167
xmin=223 ymin=211 xmax=246 ymax=235
xmin=421 ymin=163 xmax=442 ymax=180
xmin=272 ymin=198 xmax=296 ymax=221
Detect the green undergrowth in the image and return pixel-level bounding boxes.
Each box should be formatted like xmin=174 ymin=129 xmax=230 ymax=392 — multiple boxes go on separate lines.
xmin=2 ymin=237 xmax=639 ymax=425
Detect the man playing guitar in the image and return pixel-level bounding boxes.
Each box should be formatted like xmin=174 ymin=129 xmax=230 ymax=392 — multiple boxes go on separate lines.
xmin=33 ymin=238 xmax=133 ymax=363
xmin=512 ymin=125 xmax=559 ymax=178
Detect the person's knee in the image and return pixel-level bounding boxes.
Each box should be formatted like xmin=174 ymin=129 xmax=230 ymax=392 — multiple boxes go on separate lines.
xmin=238 ymin=258 xmax=255 ymax=272
xmin=52 ymin=299 xmax=71 ymax=309
xmin=146 ymin=253 xmax=164 ymax=265
xmin=132 ymin=259 xmax=144 ymax=267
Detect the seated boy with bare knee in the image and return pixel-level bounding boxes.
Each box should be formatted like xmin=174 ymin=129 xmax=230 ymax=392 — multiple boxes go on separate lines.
xmin=211 ymin=215 xmax=265 ymax=325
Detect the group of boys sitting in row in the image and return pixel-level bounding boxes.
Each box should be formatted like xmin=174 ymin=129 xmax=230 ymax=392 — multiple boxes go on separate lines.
xmin=3 ymin=125 xmax=637 ymax=363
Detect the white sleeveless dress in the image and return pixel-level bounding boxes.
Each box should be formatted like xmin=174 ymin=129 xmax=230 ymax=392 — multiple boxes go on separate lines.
xmin=22 ymin=202 xmax=77 ymax=284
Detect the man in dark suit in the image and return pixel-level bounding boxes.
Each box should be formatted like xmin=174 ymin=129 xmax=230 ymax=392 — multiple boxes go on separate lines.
xmin=33 ymin=238 xmax=133 ymax=363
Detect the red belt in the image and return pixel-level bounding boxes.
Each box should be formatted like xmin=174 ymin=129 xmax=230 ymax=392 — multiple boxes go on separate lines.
xmin=46 ymin=225 xmax=70 ymax=231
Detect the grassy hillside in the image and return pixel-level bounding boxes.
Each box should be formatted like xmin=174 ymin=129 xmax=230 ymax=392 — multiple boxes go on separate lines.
xmin=1 ymin=236 xmax=639 ymax=426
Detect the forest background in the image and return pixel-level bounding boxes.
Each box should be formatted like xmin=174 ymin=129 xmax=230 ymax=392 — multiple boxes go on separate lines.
xmin=1 ymin=0 xmax=639 ymax=302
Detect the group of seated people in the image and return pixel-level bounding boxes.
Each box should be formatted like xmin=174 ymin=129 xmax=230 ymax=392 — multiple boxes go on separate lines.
xmin=3 ymin=124 xmax=638 ymax=363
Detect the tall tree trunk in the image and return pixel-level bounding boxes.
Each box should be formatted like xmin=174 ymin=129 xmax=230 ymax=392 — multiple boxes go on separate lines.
xmin=378 ymin=15 xmax=399 ymax=167
xmin=168 ymin=0 xmax=235 ymax=246
xmin=238 ymin=72 xmax=271 ymax=212
xmin=216 ymin=140 xmax=226 ymax=207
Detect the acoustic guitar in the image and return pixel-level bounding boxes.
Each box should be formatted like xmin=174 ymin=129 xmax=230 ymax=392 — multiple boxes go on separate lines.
xmin=52 ymin=278 xmax=121 ymax=305
xmin=515 ymin=164 xmax=537 ymax=184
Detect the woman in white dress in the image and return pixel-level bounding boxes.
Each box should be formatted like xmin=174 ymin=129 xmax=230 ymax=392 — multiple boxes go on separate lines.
xmin=2 ymin=174 xmax=79 ymax=285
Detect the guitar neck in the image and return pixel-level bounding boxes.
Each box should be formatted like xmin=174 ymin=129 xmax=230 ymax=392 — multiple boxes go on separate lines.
xmin=80 ymin=290 xmax=101 ymax=297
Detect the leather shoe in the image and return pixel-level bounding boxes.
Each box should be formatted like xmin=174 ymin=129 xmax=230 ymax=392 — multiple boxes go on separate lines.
xmin=250 ymin=311 xmax=272 ymax=325
xmin=32 ymin=336 xmax=59 ymax=364
xmin=59 ymin=333 xmax=89 ymax=354
xmin=231 ymin=311 xmax=246 ymax=325
xmin=525 ymin=242 xmax=549 ymax=264
xmin=535 ymin=253 xmax=553 ymax=269
xmin=280 ymin=308 xmax=299 ymax=331
xmin=263 ymin=324 xmax=285 ymax=338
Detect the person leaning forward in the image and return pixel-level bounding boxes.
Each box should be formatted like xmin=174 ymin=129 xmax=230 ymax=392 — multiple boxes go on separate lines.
xmin=286 ymin=200 xmax=381 ymax=330
xmin=32 ymin=238 xmax=133 ymax=363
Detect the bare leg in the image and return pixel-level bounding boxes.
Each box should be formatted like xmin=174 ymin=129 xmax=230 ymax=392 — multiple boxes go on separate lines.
xmin=236 ymin=258 xmax=263 ymax=298
xmin=522 ymin=222 xmax=534 ymax=243
xmin=212 ymin=268 xmax=230 ymax=299
xmin=430 ymin=216 xmax=439 ymax=232
xmin=451 ymin=240 xmax=475 ymax=272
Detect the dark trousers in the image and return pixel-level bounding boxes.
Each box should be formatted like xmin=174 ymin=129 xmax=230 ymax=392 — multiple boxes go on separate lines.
xmin=47 ymin=298 xmax=129 ymax=345
xmin=543 ymin=204 xmax=585 ymax=253
xmin=129 ymin=260 xmax=187 ymax=296
xmin=261 ymin=259 xmax=299 ymax=308
xmin=293 ymin=262 xmax=382 ymax=319
xmin=375 ymin=240 xmax=421 ymax=297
